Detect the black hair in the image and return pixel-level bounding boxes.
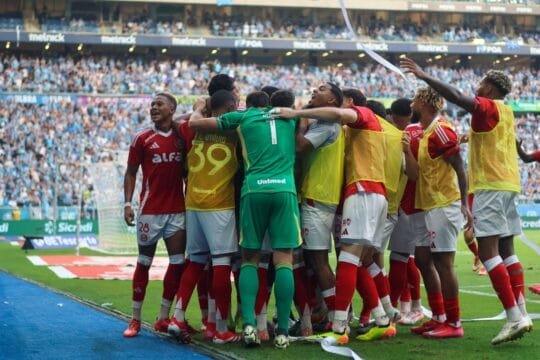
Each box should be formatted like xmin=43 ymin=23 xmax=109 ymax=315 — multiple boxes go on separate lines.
xmin=390 ymin=98 xmax=412 ymax=117
xmin=210 ymin=90 xmax=236 ymax=112
xmin=366 ymin=100 xmax=387 ymax=119
xmin=342 ymin=88 xmax=366 ymax=107
xmin=261 ymin=85 xmax=279 ymax=98
xmin=246 ymin=91 xmax=270 ymax=108
xmin=208 ymin=74 xmax=235 ymax=96
xmin=326 ymin=82 xmax=344 ymax=107
xmin=155 ymin=92 xmax=177 ymax=111
xmin=270 ymin=89 xmax=295 ymax=107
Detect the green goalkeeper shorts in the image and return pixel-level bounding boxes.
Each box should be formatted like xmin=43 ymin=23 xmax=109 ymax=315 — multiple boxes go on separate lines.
xmin=239 ymin=192 xmax=302 ymax=250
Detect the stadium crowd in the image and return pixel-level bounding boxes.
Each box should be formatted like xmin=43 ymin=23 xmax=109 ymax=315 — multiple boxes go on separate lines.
xmin=0 ymin=54 xmax=538 ymax=217
xmin=0 ymin=55 xmax=538 ymax=102
xmin=30 ymin=13 xmax=540 ymax=45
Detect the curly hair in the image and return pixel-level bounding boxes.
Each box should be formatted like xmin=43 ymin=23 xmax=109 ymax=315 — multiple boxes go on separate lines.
xmin=413 ymin=87 xmax=444 ymax=112
xmin=485 ymin=70 xmax=512 ymax=97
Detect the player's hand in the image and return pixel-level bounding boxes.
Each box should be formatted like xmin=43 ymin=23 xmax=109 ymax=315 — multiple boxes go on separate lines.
xmin=124 ymin=205 xmax=135 ymax=226
xmin=461 ymin=204 xmax=473 ymax=231
xmin=192 ymin=97 xmax=207 ymax=113
xmin=400 ymin=57 xmax=428 ymax=80
xmin=270 ymin=107 xmax=296 ymax=119
xmin=402 ymin=132 xmax=411 ymax=153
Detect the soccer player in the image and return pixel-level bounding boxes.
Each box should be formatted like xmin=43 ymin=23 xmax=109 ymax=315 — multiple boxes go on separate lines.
xmin=402 ymin=57 xmax=532 ymax=344
xmin=296 ymin=82 xmax=345 ymax=335
xmin=387 ymin=98 xmax=425 ymax=324
xmin=402 ymin=87 xmax=472 ymax=339
xmin=273 ymin=99 xmax=397 ymax=344
xmin=122 ymin=93 xmax=188 ymax=340
xmin=168 ymin=90 xmax=241 ymax=344
xmin=189 ymin=90 xmax=301 ymax=349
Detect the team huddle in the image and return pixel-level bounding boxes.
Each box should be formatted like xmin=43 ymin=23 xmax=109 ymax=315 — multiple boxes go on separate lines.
xmin=121 ymin=57 xmax=533 ymax=349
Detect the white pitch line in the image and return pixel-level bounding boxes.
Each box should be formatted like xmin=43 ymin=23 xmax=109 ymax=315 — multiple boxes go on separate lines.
xmin=460 ymin=289 xmax=540 ymax=304
xmin=26 ymin=255 xmax=47 ymax=266
xmin=48 ymin=266 xmax=77 ymax=279
xmin=519 ymin=234 xmax=540 ymax=256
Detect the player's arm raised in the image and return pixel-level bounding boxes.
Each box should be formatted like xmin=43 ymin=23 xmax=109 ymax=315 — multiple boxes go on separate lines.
xmin=272 ymin=107 xmax=357 ymax=124
xmin=400 ymin=57 xmax=475 ymax=114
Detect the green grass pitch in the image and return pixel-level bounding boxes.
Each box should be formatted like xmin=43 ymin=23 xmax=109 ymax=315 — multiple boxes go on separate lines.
xmin=1 ymin=231 xmax=539 ymax=359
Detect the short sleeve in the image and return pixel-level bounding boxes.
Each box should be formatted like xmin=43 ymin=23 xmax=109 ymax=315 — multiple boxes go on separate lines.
xmin=217 ymin=111 xmax=242 ymax=130
xmin=347 ymin=106 xmax=372 ymax=130
xmin=471 ymin=96 xmax=499 ymax=132
xmin=127 ymin=135 xmax=143 ymax=167
xmin=532 ymin=150 xmax=540 ymax=163
xmin=428 ymin=125 xmax=460 ymax=159
xmin=178 ymin=121 xmax=194 ymax=151
xmin=304 ymin=122 xmax=337 ymax=149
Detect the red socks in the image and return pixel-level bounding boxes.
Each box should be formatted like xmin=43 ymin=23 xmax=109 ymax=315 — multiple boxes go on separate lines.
xmin=466 ymin=240 xmax=479 ymax=257
xmin=197 ymin=265 xmax=210 ymax=315
xmin=335 ymin=259 xmax=359 ymax=312
xmin=427 ymin=291 xmax=445 ymax=318
xmin=355 ymin=265 xmax=379 ymax=311
xmin=484 ymin=256 xmax=517 ymax=310
xmin=293 ymin=265 xmax=311 ymax=316
xmin=212 ymin=265 xmax=232 ymax=321
xmin=444 ymin=297 xmax=460 ymax=325
xmin=132 ymin=262 xmax=150 ymax=302
xmin=176 ymin=261 xmax=205 ymax=311
xmin=389 ymin=259 xmax=408 ymax=307
xmin=162 ymin=263 xmax=185 ymax=301
xmin=407 ymin=257 xmax=421 ymax=302
xmin=504 ymin=256 xmax=525 ymax=305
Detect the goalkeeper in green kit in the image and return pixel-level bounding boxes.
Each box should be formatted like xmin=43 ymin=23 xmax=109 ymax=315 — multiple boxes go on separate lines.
xmin=188 ymin=89 xmax=300 ymax=349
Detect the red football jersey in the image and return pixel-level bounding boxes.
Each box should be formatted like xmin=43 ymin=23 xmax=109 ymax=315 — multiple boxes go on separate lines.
xmin=127 ymin=126 xmax=186 ymax=215
xmin=400 ymin=123 xmax=424 ymax=215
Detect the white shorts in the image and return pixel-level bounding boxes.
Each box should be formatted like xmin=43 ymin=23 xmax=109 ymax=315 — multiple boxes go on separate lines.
xmin=340 ymin=192 xmax=388 ymax=248
xmin=137 ymin=213 xmax=185 ymax=246
xmin=422 ymin=201 xmax=462 ymax=253
xmin=186 ymin=210 xmax=238 ymax=257
xmin=389 ymin=209 xmax=429 ymax=254
xmin=301 ymin=200 xmax=337 ymax=251
xmin=472 ymin=190 xmax=522 ymax=238
xmin=375 ymin=214 xmax=398 ymax=252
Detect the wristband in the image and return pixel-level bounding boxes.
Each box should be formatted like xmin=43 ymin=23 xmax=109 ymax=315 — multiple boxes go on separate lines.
xmin=124 ymin=202 xmax=133 ymax=208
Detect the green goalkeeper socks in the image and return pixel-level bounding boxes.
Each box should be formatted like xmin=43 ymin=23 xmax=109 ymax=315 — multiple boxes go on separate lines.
xmin=239 ymin=263 xmax=259 ymax=327
xmin=274 ymin=263 xmax=294 ymax=335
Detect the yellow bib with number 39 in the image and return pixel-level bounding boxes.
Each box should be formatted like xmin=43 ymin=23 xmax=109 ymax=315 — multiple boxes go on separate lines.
xmin=186 ymin=132 xmax=239 ymax=210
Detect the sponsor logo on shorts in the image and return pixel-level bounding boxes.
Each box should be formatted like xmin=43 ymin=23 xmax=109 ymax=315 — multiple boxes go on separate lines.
xmin=256 ymin=178 xmax=286 ymax=185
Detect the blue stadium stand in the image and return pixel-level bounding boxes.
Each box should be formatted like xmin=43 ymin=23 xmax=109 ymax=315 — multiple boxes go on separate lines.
xmin=0 ymin=272 xmax=211 ymax=360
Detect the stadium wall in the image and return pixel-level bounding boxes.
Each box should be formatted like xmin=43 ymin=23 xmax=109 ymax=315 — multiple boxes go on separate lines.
xmin=104 ymin=0 xmax=539 ymax=15
xmin=0 ymin=220 xmax=98 ymax=237
xmin=1 ymin=93 xmax=538 ymax=113
xmin=0 ymin=31 xmax=539 ymax=56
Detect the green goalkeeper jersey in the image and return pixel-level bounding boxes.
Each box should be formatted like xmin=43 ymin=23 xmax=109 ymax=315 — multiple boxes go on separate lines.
xmin=216 ymin=107 xmax=297 ymax=197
